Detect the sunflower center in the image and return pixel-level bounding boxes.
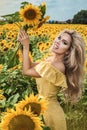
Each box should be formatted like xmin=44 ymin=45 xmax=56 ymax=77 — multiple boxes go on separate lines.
xmin=24 ymin=103 xmax=41 ymax=116
xmin=24 ymin=9 xmax=36 ymax=20
xmin=8 ymin=115 xmax=35 ymax=130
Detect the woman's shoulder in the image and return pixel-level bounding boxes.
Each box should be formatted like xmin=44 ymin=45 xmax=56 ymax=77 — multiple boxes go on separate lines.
xmin=44 ymin=57 xmax=65 ymax=74
xmin=53 ymin=62 xmax=65 ymax=74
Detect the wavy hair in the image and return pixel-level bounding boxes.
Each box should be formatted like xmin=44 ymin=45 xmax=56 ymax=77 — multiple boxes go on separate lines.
xmin=61 ymin=29 xmax=85 ymax=103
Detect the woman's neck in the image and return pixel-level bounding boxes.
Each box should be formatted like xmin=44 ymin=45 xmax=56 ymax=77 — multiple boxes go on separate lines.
xmin=50 ymin=53 xmax=64 ymax=63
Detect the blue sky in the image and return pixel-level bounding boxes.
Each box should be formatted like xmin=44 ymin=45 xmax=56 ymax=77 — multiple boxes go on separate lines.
xmin=0 ymin=0 xmax=87 ymax=21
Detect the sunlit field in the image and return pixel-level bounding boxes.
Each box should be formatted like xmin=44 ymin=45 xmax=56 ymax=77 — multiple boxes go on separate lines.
xmin=0 ymin=23 xmax=87 ymax=70
xmin=0 ymin=23 xmax=87 ymax=130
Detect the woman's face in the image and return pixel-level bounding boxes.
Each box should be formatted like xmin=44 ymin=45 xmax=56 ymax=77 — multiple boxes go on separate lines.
xmin=51 ymin=32 xmax=72 ymax=55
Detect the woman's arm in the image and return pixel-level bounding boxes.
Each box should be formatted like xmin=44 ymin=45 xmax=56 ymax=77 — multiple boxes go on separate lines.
xmin=17 ymin=30 xmax=41 ymax=77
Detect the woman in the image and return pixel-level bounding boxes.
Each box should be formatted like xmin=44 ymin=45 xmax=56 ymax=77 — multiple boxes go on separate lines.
xmin=17 ymin=29 xmax=85 ymax=130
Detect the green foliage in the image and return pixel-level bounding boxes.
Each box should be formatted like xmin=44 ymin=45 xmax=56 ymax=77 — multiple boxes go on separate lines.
xmin=0 ymin=67 xmax=37 ymax=111
xmin=82 ymin=74 xmax=87 ymax=109
xmin=39 ymin=3 xmax=46 ymax=18
xmin=0 ymin=19 xmax=87 ymax=129
xmin=2 ymin=12 xmax=20 ymax=24
xmin=42 ymin=126 xmax=51 ymax=130
xmin=20 ymin=1 xmax=29 ymax=9
xmin=0 ymin=46 xmax=19 ymax=68
xmin=5 ymin=49 xmax=19 ymax=69
xmin=29 ymin=35 xmax=49 ymax=61
xmin=0 ymin=50 xmax=5 ymax=64
xmin=72 ymin=10 xmax=87 ymax=24
xmin=65 ymin=101 xmax=87 ymax=130
xmin=57 ymin=74 xmax=87 ymax=130
xmin=0 ymin=34 xmax=49 ymax=112
xmin=0 ymin=21 xmax=7 ymax=25
xmin=0 ymin=29 xmax=6 ymax=40
xmin=6 ymin=43 xmax=21 ymax=69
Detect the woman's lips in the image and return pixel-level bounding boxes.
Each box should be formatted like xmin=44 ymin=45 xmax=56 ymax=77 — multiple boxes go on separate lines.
xmin=53 ymin=43 xmax=59 ymax=49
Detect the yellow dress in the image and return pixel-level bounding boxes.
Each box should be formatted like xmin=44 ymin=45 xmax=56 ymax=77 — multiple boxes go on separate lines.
xmin=34 ymin=61 xmax=67 ymax=130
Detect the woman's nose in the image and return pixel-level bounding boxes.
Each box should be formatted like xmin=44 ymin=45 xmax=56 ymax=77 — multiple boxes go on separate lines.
xmin=56 ymin=39 xmax=61 ymax=44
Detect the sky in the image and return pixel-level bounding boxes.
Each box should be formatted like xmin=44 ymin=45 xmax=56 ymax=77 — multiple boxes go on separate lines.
xmin=0 ymin=0 xmax=87 ymax=21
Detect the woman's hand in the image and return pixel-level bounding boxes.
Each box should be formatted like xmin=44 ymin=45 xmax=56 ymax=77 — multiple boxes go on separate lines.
xmin=17 ymin=30 xmax=30 ymax=48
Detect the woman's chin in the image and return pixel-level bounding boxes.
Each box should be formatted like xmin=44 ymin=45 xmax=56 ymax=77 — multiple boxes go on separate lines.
xmin=51 ymin=47 xmax=58 ymax=53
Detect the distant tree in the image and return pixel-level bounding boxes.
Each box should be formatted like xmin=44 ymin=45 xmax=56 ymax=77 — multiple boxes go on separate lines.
xmin=2 ymin=12 xmax=20 ymax=24
xmin=72 ymin=10 xmax=87 ymax=24
xmin=66 ymin=19 xmax=72 ymax=24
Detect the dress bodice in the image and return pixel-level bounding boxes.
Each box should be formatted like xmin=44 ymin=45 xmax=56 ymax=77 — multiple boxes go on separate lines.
xmin=34 ymin=61 xmax=67 ymax=100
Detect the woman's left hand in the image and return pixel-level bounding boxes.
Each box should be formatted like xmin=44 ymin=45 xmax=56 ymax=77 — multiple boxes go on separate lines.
xmin=17 ymin=30 xmax=30 ymax=48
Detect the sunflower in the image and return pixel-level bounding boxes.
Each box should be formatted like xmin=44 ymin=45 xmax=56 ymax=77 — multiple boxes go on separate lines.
xmin=39 ymin=44 xmax=48 ymax=52
xmin=0 ymin=108 xmax=43 ymax=130
xmin=20 ymin=4 xmax=42 ymax=26
xmin=0 ymin=94 xmax=5 ymax=100
xmin=15 ymin=93 xmax=48 ymax=116
xmin=9 ymin=64 xmax=22 ymax=71
xmin=45 ymin=41 xmax=52 ymax=48
xmin=0 ymin=40 xmax=6 ymax=47
xmin=0 ymin=64 xmax=3 ymax=71
xmin=37 ymin=16 xmax=50 ymax=28
xmin=37 ymin=41 xmax=43 ymax=49
xmin=0 ymin=31 xmax=3 ymax=36
xmin=0 ymin=89 xmax=5 ymax=100
xmin=29 ymin=51 xmax=33 ymax=61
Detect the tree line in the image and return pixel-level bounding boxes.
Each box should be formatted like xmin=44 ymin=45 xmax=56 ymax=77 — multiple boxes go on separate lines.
xmin=0 ymin=10 xmax=87 ymax=24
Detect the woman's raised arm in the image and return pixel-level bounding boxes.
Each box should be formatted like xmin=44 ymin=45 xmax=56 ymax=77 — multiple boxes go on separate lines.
xmin=17 ymin=30 xmax=41 ymax=77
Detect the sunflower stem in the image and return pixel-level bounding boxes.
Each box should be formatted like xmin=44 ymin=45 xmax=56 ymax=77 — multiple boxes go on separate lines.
xmin=7 ymin=42 xmax=22 ymax=69
xmin=14 ymin=22 xmax=22 ymax=29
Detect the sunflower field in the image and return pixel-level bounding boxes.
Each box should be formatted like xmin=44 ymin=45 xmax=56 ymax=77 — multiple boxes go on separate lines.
xmin=0 ymin=2 xmax=87 ymax=130
xmin=0 ymin=21 xmax=87 ymax=130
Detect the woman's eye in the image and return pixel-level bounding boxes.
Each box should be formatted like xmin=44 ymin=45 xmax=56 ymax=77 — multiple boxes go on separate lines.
xmin=58 ymin=36 xmax=61 ymax=40
xmin=63 ymin=42 xmax=67 ymax=45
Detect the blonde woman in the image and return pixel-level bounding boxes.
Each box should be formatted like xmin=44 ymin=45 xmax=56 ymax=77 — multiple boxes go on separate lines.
xmin=18 ymin=29 xmax=85 ymax=130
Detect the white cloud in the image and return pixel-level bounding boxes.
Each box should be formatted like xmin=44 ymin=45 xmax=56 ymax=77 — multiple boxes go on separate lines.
xmin=0 ymin=0 xmax=87 ymax=20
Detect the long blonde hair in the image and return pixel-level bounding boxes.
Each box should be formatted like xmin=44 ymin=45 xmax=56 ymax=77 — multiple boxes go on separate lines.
xmin=61 ymin=29 xmax=85 ymax=102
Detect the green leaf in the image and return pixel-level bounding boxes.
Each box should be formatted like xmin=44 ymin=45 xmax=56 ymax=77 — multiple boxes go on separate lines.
xmin=0 ymin=98 xmax=6 ymax=108
xmin=40 ymin=5 xmax=46 ymax=17
xmin=20 ymin=2 xmax=29 ymax=9
xmin=42 ymin=126 xmax=51 ymax=130
xmin=7 ymin=93 xmax=20 ymax=105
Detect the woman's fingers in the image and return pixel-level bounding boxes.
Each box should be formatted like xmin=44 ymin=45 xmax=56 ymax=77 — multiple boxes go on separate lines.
xmin=17 ymin=30 xmax=30 ymax=46
xmin=17 ymin=30 xmax=28 ymax=41
xmin=20 ymin=30 xmax=28 ymax=37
